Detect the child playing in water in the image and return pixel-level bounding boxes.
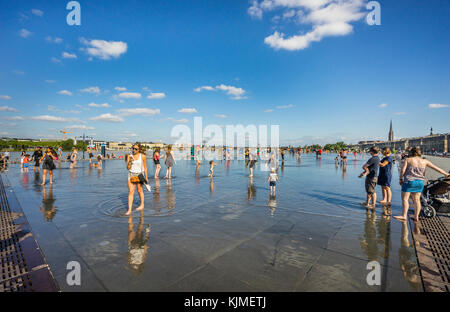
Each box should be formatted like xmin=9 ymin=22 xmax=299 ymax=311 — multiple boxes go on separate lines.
xmin=359 ymin=146 xmax=380 ymax=209
xmin=208 ymin=160 xmax=215 ymax=177
xmin=23 ymin=154 xmax=30 ymax=172
xmin=267 ymin=168 xmax=278 ymax=196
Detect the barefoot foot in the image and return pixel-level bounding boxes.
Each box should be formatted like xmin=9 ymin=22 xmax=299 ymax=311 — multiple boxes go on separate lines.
xmin=393 ymin=215 xmax=407 ymax=221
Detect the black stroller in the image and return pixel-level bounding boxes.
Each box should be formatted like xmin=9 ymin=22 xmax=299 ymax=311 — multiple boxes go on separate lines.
xmin=421 ymin=173 xmax=450 ymax=218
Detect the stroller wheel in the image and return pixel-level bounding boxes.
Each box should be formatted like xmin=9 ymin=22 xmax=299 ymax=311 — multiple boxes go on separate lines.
xmin=422 ymin=205 xmax=436 ymax=218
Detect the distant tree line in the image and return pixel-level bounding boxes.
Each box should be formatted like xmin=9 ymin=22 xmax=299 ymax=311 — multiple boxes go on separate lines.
xmin=0 ymin=139 xmax=85 ymax=151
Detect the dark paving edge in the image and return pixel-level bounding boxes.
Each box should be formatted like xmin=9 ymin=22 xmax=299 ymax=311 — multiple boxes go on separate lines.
xmin=0 ymin=173 xmax=59 ymax=292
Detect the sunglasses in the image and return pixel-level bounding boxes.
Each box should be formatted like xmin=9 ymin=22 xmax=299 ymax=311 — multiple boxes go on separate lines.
xmin=132 ymin=148 xmax=139 ymax=150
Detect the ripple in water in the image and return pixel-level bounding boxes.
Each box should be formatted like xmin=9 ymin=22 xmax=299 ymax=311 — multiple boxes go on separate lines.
xmin=95 ymin=195 xmax=181 ymax=221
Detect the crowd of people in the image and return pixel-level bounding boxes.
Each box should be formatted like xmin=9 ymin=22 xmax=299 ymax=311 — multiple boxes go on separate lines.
xmin=1 ymin=143 xmax=448 ymax=222
xmin=359 ymin=146 xmax=449 ymax=221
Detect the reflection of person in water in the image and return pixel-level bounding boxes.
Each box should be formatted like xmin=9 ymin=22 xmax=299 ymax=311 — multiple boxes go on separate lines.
xmin=359 ymin=211 xmax=378 ymax=262
xmin=398 ymin=221 xmax=421 ymax=290
xmin=268 ymin=195 xmax=277 ymax=216
xmin=40 ymin=185 xmax=57 ymax=222
xmin=165 ymin=179 xmax=175 ymax=211
xmin=127 ymin=211 xmax=150 ymax=274
xmin=210 ymin=176 xmax=214 ymax=195
xmin=376 ymin=213 xmax=391 ymax=260
xmin=247 ymin=176 xmax=256 ymax=201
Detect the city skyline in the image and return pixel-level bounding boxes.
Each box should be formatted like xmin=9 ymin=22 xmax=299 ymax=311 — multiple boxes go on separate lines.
xmin=1 ymin=0 xmax=449 ymax=145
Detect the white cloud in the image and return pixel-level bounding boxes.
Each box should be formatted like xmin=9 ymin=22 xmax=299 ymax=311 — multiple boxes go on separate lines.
xmin=57 ymin=90 xmax=72 ymax=96
xmin=48 ymin=105 xmax=81 ymax=114
xmin=3 ymin=116 xmax=24 ymax=121
xmin=88 ymin=102 xmax=110 ymax=108
xmin=118 ymin=92 xmax=141 ymax=99
xmin=429 ymin=103 xmax=449 ymax=109
xmin=214 ymin=114 xmax=227 ymax=118
xmin=31 ymin=9 xmax=44 ymax=17
xmin=46 ymin=36 xmax=62 ymax=44
xmin=394 ymin=112 xmax=406 ymax=115
xmin=248 ymin=0 xmax=263 ymax=19
xmin=194 ymin=86 xmax=215 ymax=92
xmin=62 ymin=52 xmax=77 ymax=59
xmin=80 ymin=86 xmax=100 ymax=94
xmin=19 ymin=28 xmax=32 ymax=38
xmin=12 ymin=70 xmax=25 ymax=75
xmin=147 ymin=92 xmax=166 ymax=99
xmin=379 ymin=103 xmax=387 ymax=108
xmin=90 ymin=113 xmax=124 ymax=123
xmin=66 ymin=125 xmax=95 ymax=130
xmin=117 ymin=108 xmax=160 ymax=116
xmin=80 ymin=38 xmax=128 ymax=60
xmin=250 ymin=0 xmax=367 ymax=51
xmin=264 ymin=109 xmax=274 ymax=113
xmin=31 ymin=115 xmax=81 ymax=122
xmin=178 ymin=108 xmax=198 ymax=114
xmin=166 ymin=117 xmax=189 ymax=124
xmin=0 ymin=95 xmax=12 ymax=100
xmin=195 ymin=84 xmax=247 ymax=100
xmin=115 ymin=86 xmax=127 ymax=91
xmin=276 ymin=104 xmax=294 ymax=109
xmin=0 ymin=106 xmax=18 ymax=112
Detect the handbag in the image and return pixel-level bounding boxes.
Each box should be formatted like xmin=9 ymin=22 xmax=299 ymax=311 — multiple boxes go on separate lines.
xmin=130 ymin=176 xmax=140 ymax=183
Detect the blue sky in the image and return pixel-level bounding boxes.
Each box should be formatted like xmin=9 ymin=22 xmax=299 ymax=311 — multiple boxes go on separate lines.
xmin=0 ymin=0 xmax=449 ymax=145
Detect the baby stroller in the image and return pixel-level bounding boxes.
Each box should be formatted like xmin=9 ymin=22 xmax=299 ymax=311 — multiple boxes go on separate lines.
xmin=421 ymin=172 xmax=450 ymax=218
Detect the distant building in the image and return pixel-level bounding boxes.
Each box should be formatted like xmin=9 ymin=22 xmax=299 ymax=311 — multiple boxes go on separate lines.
xmin=388 ymin=120 xmax=394 ymax=141
xmin=108 ymin=142 xmax=133 ymax=151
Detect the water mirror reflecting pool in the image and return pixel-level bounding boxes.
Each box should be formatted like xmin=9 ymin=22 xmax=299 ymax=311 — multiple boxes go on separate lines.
xmin=3 ymin=153 xmax=422 ymax=291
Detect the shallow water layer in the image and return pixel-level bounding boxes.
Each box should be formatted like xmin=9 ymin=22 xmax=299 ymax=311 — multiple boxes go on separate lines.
xmin=3 ymin=153 xmax=422 ymax=291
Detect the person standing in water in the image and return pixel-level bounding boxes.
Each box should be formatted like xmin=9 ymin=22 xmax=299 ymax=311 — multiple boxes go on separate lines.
xmin=32 ymin=147 xmax=43 ymax=172
xmin=164 ymin=145 xmax=176 ymax=179
xmin=267 ymin=167 xmax=279 ymax=196
xmin=378 ymin=147 xmax=393 ymax=207
xmin=70 ymin=148 xmax=78 ymax=169
xmin=40 ymin=147 xmax=57 ymax=185
xmin=394 ymin=147 xmax=449 ymax=222
xmin=249 ymin=148 xmax=256 ymax=177
xmin=153 ymin=147 xmax=161 ymax=179
xmin=125 ymin=143 xmax=148 ymax=216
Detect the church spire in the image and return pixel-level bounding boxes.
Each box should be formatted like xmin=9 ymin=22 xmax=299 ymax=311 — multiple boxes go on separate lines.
xmin=388 ymin=120 xmax=394 ymax=141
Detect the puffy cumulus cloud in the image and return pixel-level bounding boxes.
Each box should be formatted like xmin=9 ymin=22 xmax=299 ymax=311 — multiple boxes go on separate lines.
xmin=194 ymin=86 xmax=215 ymax=92
xmin=30 ymin=115 xmax=81 ymax=123
xmin=90 ymin=113 xmax=124 ymax=123
xmin=19 ymin=28 xmax=32 ymax=38
xmin=429 ymin=103 xmax=449 ymax=109
xmin=118 ymin=92 xmax=141 ymax=99
xmin=80 ymin=38 xmax=128 ymax=60
xmin=178 ymin=108 xmax=198 ymax=114
xmin=0 ymin=106 xmax=18 ymax=112
xmin=88 ymin=102 xmax=110 ymax=108
xmin=0 ymin=95 xmax=12 ymax=100
xmin=147 ymin=92 xmax=166 ymax=99
xmin=57 ymin=90 xmax=73 ymax=96
xmin=249 ymin=0 xmax=367 ymax=51
xmin=80 ymin=86 xmax=100 ymax=94
xmin=115 ymin=86 xmax=127 ymax=91
xmin=62 ymin=52 xmax=77 ymax=59
xmin=194 ymin=84 xmax=247 ymax=100
xmin=117 ymin=108 xmax=160 ymax=116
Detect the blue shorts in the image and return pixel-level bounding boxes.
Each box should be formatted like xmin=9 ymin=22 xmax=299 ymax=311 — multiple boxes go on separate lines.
xmin=401 ymin=180 xmax=424 ymax=193
xmin=269 ymin=181 xmax=276 ymax=187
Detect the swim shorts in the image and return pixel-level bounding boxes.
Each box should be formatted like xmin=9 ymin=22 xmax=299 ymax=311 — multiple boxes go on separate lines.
xmin=365 ymin=177 xmax=377 ymax=194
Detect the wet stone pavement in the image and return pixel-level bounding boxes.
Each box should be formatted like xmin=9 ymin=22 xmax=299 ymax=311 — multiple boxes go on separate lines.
xmin=2 ymin=154 xmax=422 ymax=291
